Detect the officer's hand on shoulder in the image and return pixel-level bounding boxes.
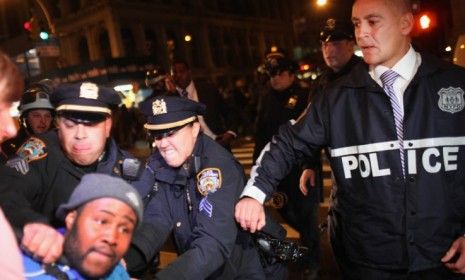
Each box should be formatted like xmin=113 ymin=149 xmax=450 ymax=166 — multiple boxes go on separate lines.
xmin=22 ymin=223 xmax=64 ymax=264
xmin=235 ymin=197 xmax=266 ymax=233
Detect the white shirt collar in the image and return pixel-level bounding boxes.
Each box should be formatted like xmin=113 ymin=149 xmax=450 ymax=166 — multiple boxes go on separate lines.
xmin=370 ymin=45 xmax=420 ymax=85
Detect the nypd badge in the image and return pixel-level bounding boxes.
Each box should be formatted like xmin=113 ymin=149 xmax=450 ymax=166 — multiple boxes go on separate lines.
xmin=16 ymin=137 xmax=47 ymax=163
xmin=285 ymin=95 xmax=298 ymax=109
xmin=438 ymin=87 xmax=465 ymax=114
xmin=197 ymin=168 xmax=222 ymax=196
xmin=152 ymin=99 xmax=167 ymax=115
xmin=79 ymin=82 xmax=99 ymax=99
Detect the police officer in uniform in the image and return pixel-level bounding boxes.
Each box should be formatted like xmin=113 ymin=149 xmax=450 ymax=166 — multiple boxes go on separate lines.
xmin=297 ymin=20 xmax=362 ymax=279
xmin=0 ymin=82 xmax=142 ymax=265
xmin=252 ymin=53 xmax=315 ymax=276
xmin=129 ymin=96 xmax=266 ymax=279
xmin=1 ymin=80 xmax=55 ymax=160
xmin=253 ymin=54 xmax=308 ymax=161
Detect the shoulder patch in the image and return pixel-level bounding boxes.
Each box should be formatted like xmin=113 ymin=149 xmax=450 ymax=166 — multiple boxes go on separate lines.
xmin=16 ymin=137 xmax=48 ymax=163
xmin=196 ymin=168 xmax=222 ymax=196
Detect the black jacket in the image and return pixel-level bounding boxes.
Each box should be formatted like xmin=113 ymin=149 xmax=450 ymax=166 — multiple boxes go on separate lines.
xmin=132 ymin=133 xmax=265 ymax=280
xmin=247 ymin=53 xmax=465 ymax=271
xmin=0 ymin=130 xmax=140 ymax=228
xmin=253 ymin=82 xmax=309 ymax=162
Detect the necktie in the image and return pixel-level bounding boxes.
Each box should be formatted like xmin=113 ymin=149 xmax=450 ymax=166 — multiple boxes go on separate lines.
xmin=380 ymin=70 xmax=405 ymax=176
xmin=180 ymin=89 xmax=188 ymax=98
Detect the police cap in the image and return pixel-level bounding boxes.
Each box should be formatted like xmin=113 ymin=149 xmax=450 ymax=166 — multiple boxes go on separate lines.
xmin=141 ymin=96 xmax=205 ymax=137
xmin=51 ymin=82 xmax=121 ymax=123
xmin=320 ymin=18 xmax=354 ymax=42
xmin=265 ymin=57 xmax=298 ymax=77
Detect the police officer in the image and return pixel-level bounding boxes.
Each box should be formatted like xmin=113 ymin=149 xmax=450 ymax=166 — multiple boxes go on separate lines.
xmin=0 ymin=81 xmax=142 ymax=265
xmin=252 ymin=52 xmax=314 ymax=275
xmin=129 ymin=96 xmax=265 ymax=279
xmin=1 ymin=80 xmax=55 ymax=159
xmin=297 ymin=19 xmax=362 ymax=279
xmin=237 ymin=0 xmax=465 ymax=279
xmin=253 ymin=54 xmax=308 ymax=161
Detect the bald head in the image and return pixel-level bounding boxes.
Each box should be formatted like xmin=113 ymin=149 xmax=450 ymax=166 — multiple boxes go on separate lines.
xmin=352 ymin=0 xmax=414 ymax=68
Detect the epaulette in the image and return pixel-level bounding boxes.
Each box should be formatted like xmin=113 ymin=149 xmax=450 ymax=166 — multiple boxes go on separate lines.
xmin=6 ymin=137 xmax=48 ymax=174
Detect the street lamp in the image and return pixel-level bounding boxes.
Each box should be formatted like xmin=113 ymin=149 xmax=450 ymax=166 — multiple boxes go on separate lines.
xmin=316 ymin=0 xmax=327 ymax=7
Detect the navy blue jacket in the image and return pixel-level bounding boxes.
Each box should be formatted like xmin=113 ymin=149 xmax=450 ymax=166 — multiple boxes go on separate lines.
xmin=0 ymin=130 xmax=140 ymax=228
xmin=133 ymin=133 xmax=264 ymax=279
xmin=247 ymin=53 xmax=465 ymax=271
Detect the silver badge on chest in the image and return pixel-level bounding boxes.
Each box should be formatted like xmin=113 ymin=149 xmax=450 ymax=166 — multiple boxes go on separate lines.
xmin=438 ymin=87 xmax=464 ymax=114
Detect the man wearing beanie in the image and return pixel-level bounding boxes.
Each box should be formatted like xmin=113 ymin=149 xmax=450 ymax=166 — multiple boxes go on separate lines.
xmin=0 ymin=82 xmax=143 ymax=266
xmin=23 ymin=173 xmax=143 ymax=279
xmin=127 ymin=96 xmax=266 ymax=279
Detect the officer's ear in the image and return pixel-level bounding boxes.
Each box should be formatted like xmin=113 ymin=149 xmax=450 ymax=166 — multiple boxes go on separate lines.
xmin=65 ymin=210 xmax=78 ymax=230
xmin=191 ymin=121 xmax=200 ymax=137
xmin=104 ymin=115 xmax=112 ymax=138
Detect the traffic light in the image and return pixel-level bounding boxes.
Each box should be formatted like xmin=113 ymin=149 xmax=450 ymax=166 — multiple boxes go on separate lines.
xmin=23 ymin=21 xmax=33 ymax=32
xmin=39 ymin=31 xmax=49 ymax=41
xmin=419 ymin=14 xmax=431 ymax=30
xmin=415 ymin=11 xmax=436 ymax=32
xmin=23 ymin=17 xmax=39 ymax=40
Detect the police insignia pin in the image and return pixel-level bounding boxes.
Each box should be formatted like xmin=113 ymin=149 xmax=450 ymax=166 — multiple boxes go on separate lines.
xmin=16 ymin=137 xmax=47 ymax=163
xmin=152 ymin=99 xmax=167 ymax=115
xmin=79 ymin=82 xmax=99 ymax=99
xmin=438 ymin=87 xmax=465 ymax=114
xmin=196 ymin=168 xmax=222 ymax=196
xmin=286 ymin=95 xmax=298 ymax=109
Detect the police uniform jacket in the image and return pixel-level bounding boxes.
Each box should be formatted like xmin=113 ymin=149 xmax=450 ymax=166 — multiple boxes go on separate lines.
xmin=253 ymin=82 xmax=309 ymax=161
xmin=133 ymin=133 xmax=264 ymax=280
xmin=0 ymin=130 xmax=139 ymax=228
xmin=247 ymin=53 xmax=465 ymax=271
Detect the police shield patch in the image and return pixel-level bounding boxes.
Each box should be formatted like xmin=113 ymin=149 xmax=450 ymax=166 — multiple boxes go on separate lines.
xmin=16 ymin=137 xmax=47 ymax=163
xmin=438 ymin=87 xmax=465 ymax=114
xmin=197 ymin=168 xmax=222 ymax=196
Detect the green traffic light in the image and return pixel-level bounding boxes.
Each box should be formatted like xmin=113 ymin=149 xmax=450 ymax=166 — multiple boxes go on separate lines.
xmin=39 ymin=31 xmax=49 ymax=40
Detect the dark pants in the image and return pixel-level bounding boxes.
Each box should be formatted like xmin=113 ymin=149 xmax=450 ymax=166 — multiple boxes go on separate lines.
xmin=277 ymin=166 xmax=321 ymax=271
xmin=338 ymin=262 xmax=465 ymax=280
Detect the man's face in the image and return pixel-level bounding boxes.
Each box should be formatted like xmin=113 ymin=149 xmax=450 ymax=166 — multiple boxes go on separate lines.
xmin=56 ymin=116 xmax=112 ymax=166
xmin=321 ymin=40 xmax=354 ymax=72
xmin=270 ymin=70 xmax=295 ymax=92
xmin=154 ymin=122 xmax=200 ymax=168
xmin=172 ymin=63 xmax=192 ymax=90
xmin=26 ymin=109 xmax=53 ymax=134
xmin=352 ymin=0 xmax=413 ymax=68
xmin=64 ymin=198 xmax=137 ymax=278
xmin=0 ymin=101 xmax=17 ymax=144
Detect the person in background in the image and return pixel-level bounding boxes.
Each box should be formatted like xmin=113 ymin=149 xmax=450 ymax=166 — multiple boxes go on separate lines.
xmin=236 ymin=0 xmax=465 ymax=278
xmin=171 ymin=59 xmax=238 ymax=149
xmin=0 ymin=49 xmax=25 ymax=279
xmin=22 ymin=173 xmax=143 ymax=279
xmin=297 ymin=19 xmax=362 ymax=279
xmin=2 ymin=80 xmax=55 ymax=160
